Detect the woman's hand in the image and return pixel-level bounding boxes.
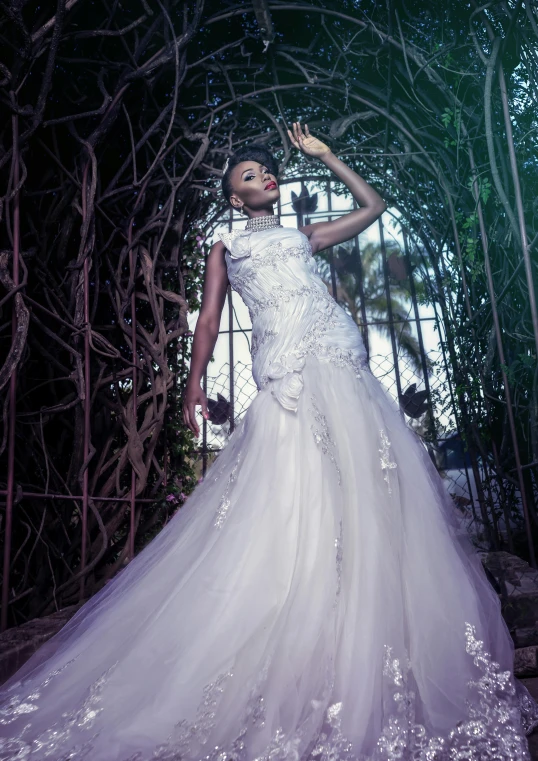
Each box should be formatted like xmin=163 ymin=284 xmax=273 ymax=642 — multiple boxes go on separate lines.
xmin=287 ymin=122 xmax=331 ymax=159
xmin=182 ymin=381 xmax=209 ymax=439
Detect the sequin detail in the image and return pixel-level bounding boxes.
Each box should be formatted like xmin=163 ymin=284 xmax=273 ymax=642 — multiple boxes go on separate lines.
xmin=379 ymin=428 xmax=397 ymax=495
xmin=310 ymin=622 xmax=536 ymax=761
xmin=251 ymin=327 xmax=278 ymax=359
xmin=169 ymin=669 xmax=233 ymax=755
xmin=249 ymin=283 xmax=326 ymax=321
xmin=308 ymin=394 xmax=341 ymax=486
xmin=253 ymin=239 xmax=311 ymax=271
xmin=0 ymin=656 xmax=79 ymax=727
xmin=335 ymin=519 xmax=343 ymax=602
xmin=227 ymin=271 xmax=251 ymax=301
xmin=1 ymin=623 xmax=537 ymax=759
xmin=0 ymin=655 xmax=116 ymax=758
xmin=244 ymin=654 xmax=271 ymax=732
xmin=214 ymin=452 xmax=241 ymax=528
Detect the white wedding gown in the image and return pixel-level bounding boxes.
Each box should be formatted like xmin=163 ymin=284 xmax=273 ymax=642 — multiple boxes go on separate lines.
xmin=1 ymin=225 xmax=538 ymax=761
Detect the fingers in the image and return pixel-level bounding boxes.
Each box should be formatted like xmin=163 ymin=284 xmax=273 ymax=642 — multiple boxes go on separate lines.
xmin=183 ymin=404 xmax=197 ymax=438
xmin=288 ymin=124 xmax=298 ymax=144
xmin=288 ymin=121 xmax=313 ymax=149
xmin=183 ymin=403 xmax=200 ymax=438
xmin=286 ymin=128 xmax=300 ymax=149
xmin=183 ymin=398 xmax=211 ymax=438
xmin=288 ymin=122 xmax=305 ymax=150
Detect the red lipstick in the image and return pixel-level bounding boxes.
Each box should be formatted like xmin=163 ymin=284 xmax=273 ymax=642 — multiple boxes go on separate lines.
xmin=265 ymin=181 xmax=277 ymax=191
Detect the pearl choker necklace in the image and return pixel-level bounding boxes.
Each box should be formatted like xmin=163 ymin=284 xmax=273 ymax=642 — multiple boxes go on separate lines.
xmin=245 ymin=215 xmax=282 ymax=232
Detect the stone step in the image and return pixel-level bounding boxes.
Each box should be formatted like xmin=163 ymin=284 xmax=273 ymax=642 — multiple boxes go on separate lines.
xmin=0 ymin=604 xmax=82 ymax=686
xmin=516 ymin=646 xmax=538 ymax=678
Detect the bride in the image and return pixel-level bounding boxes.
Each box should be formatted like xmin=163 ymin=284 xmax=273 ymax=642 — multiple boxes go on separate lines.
xmin=1 ymin=122 xmax=537 ymax=761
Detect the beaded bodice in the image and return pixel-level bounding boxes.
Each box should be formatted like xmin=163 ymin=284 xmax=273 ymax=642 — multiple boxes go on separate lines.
xmin=218 ymin=227 xmax=369 ymax=412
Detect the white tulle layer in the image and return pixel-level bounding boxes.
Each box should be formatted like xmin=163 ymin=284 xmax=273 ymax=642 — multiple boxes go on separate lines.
xmin=1 ymin=356 xmax=537 ymax=761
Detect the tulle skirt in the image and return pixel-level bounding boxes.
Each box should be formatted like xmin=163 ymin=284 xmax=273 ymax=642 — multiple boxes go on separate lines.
xmin=1 ymin=355 xmax=537 ymax=760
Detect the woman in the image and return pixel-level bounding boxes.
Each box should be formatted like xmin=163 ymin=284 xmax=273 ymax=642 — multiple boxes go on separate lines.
xmin=0 ymin=123 xmax=537 ymax=761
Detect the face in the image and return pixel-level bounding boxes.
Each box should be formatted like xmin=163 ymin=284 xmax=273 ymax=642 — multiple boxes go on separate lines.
xmin=228 ymin=160 xmax=279 ymax=214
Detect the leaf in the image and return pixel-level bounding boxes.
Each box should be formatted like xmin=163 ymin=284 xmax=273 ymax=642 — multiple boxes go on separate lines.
xmin=441 ymin=107 xmax=453 ymax=128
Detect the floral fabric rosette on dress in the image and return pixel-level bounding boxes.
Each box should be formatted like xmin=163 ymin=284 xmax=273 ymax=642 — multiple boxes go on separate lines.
xmin=265 ymin=352 xmax=306 ymax=412
xmin=219 ymin=230 xmax=253 ymax=260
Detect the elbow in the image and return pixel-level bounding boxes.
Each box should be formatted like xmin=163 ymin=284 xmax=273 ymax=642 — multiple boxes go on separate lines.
xmin=370 ymin=200 xmax=387 ymax=222
xmin=377 ymin=199 xmax=388 ymax=215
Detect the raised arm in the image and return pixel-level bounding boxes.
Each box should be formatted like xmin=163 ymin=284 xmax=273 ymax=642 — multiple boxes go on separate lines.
xmin=287 ymin=122 xmax=387 ymax=255
xmin=182 ymin=240 xmax=229 ymax=437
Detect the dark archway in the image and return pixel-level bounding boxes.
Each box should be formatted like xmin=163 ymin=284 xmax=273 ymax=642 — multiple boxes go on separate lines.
xmin=1 ymin=0 xmax=537 ymax=628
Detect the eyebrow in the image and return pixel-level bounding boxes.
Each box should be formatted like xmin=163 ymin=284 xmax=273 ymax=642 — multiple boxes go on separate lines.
xmin=241 ymin=166 xmax=267 ymax=176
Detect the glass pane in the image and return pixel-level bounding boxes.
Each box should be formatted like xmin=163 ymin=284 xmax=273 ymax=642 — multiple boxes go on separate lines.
xmin=278 ymin=181 xmax=300 ymax=216
xmin=279 ymin=178 xmax=328 ymax=222
xmin=308 ymin=180 xmax=329 ymax=212
xmin=329 ymin=187 xmax=354 ymax=212
xmin=281 ymin=216 xmax=299 ymax=229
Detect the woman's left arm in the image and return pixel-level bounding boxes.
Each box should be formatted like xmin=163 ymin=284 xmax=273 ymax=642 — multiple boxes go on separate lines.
xmin=287 ymin=122 xmax=387 ymax=254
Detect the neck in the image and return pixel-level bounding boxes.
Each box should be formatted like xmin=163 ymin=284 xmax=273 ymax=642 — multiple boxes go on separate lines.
xmin=246 ymin=209 xmax=274 ymax=219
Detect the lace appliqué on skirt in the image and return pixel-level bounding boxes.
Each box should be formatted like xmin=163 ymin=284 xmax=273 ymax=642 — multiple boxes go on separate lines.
xmin=335 ymin=519 xmax=343 ymax=604
xmin=214 ymin=451 xmax=242 ymax=528
xmin=1 ymin=623 xmax=537 ymax=760
xmin=378 ymin=428 xmax=397 ymax=495
xmin=308 ymin=394 xmax=342 ymax=487
xmin=0 ymin=654 xmax=117 ymax=759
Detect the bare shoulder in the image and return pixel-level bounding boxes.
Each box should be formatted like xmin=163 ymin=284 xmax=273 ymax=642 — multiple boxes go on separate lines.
xmin=199 ymin=239 xmax=229 ymax=323
xmin=209 ymin=238 xmax=226 ymax=255
xmin=205 ymin=239 xmax=228 ymax=278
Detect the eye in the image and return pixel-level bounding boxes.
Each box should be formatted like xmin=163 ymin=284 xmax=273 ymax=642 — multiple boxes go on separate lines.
xmin=244 ymin=174 xmax=255 ymax=181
